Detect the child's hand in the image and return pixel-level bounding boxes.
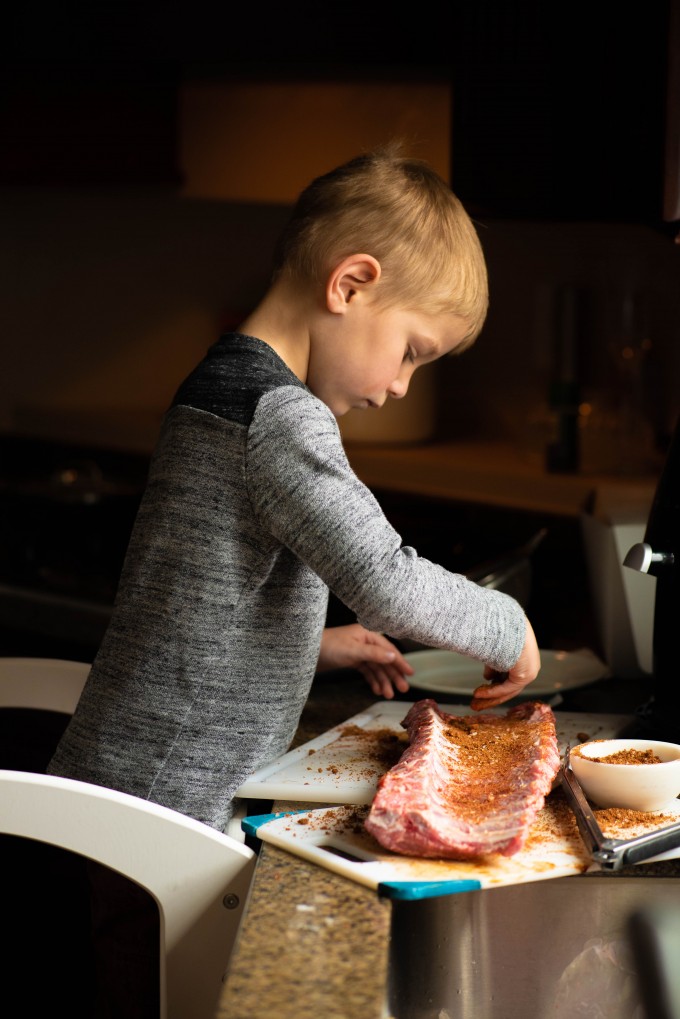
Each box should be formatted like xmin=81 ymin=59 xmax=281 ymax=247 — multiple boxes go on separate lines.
xmin=470 ymin=617 xmax=541 ymax=710
xmin=317 ymin=624 xmax=414 ymax=699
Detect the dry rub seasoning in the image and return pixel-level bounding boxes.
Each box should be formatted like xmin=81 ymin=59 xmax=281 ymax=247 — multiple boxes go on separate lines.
xmin=588 ymin=748 xmax=662 ymax=765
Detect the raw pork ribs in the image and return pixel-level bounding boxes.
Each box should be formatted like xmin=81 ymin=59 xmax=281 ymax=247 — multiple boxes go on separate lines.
xmin=364 ymin=698 xmax=561 ymax=859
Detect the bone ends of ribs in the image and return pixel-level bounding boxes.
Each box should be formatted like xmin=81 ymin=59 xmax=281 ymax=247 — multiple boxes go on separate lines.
xmin=364 ymin=699 xmax=561 ymax=860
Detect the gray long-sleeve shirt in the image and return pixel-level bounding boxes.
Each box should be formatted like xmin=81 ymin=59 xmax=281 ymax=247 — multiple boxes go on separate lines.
xmin=48 ymin=334 xmax=526 ymax=831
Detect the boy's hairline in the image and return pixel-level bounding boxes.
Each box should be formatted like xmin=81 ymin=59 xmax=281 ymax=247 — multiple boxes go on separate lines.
xmin=272 ymin=143 xmax=489 ymax=344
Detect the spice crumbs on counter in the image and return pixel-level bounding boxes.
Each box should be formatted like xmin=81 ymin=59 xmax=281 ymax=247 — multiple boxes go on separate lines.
xmin=595 ymin=806 xmax=675 ymax=830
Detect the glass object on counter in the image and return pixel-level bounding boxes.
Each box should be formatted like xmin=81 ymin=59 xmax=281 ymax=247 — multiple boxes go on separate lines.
xmin=580 ymin=291 xmax=661 ymax=476
xmin=544 ymin=286 xmax=583 ymax=473
xmin=527 ymin=289 xmax=664 ymax=478
xmin=545 ymin=378 xmax=581 ymax=473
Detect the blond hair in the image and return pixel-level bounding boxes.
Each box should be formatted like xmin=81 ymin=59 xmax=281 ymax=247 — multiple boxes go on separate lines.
xmin=272 ymin=141 xmax=489 ymax=346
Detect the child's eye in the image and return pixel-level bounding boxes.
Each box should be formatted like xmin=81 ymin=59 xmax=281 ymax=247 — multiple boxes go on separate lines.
xmin=405 ymin=347 xmax=416 ymax=364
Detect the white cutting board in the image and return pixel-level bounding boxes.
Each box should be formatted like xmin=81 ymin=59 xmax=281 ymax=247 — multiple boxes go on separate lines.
xmin=235 ymin=702 xmax=632 ymax=804
xmin=243 ymin=797 xmax=680 ymax=900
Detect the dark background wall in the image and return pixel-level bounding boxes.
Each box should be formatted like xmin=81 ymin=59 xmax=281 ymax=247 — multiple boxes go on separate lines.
xmin=1 ymin=1 xmax=676 ymax=663
xmin=3 ymin=2 xmax=677 ymax=464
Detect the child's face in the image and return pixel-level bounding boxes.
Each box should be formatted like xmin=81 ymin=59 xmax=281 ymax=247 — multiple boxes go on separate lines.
xmin=307 ymin=297 xmax=470 ymax=418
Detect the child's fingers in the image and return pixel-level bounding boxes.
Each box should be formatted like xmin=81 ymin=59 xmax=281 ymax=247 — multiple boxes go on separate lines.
xmin=470 ymin=675 xmax=529 ymax=710
xmin=359 ymin=662 xmax=410 ymax=699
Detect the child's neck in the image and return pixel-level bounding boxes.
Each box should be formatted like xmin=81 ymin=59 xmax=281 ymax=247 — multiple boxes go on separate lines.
xmin=238 ymin=281 xmax=311 ymax=384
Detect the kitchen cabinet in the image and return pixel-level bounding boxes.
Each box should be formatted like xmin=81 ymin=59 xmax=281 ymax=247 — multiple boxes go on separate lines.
xmin=0 ymin=61 xmax=182 ymax=186
xmin=449 ymin=1 xmax=672 ymax=224
xmin=5 ymin=4 xmax=673 ymax=219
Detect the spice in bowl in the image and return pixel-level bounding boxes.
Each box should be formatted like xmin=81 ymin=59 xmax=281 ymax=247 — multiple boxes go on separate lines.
xmin=570 ymin=738 xmax=680 ymax=812
xmin=586 ymin=747 xmax=662 ymax=765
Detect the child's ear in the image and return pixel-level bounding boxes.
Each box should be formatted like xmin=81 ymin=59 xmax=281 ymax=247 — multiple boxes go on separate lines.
xmin=326 ymin=254 xmax=381 ymax=313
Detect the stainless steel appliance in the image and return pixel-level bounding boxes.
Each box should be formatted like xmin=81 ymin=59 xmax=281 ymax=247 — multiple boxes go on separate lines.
xmin=624 ymin=413 xmax=680 ymax=742
xmin=388 ymin=875 xmax=680 ymax=1019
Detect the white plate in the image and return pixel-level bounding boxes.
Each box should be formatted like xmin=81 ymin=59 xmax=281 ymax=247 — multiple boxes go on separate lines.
xmin=405 ymin=647 xmax=611 ymax=697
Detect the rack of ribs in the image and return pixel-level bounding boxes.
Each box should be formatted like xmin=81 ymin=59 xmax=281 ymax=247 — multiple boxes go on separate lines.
xmin=364 ymin=698 xmax=561 ymax=859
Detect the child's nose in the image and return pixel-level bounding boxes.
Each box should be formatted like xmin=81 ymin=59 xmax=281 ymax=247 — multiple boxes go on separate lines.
xmin=387 ymin=365 xmax=413 ymax=400
xmin=387 ymin=378 xmax=408 ymax=399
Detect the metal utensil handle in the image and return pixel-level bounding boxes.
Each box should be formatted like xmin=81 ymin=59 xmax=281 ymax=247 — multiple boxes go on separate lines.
xmin=560 ymin=765 xmax=607 ymax=857
xmin=593 ymin=820 xmax=680 ymax=870
xmin=562 ymin=764 xmax=680 ymax=870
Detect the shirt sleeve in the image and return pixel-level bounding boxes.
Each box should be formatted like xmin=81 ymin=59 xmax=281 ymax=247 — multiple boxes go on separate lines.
xmin=246 ymin=387 xmax=526 ymax=672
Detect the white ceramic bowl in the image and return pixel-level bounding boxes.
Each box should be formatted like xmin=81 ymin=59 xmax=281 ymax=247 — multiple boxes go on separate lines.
xmin=570 ymin=738 xmax=680 ymax=812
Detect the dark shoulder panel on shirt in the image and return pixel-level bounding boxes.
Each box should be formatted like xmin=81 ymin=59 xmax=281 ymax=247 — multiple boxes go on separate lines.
xmin=171 ymin=333 xmax=306 ymax=426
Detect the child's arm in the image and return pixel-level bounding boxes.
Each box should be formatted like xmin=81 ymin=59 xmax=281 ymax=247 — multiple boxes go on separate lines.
xmin=469 ymin=617 xmax=541 ymax=710
xmin=249 ymin=391 xmax=534 ymax=707
xmin=316 ymin=623 xmax=414 ymax=700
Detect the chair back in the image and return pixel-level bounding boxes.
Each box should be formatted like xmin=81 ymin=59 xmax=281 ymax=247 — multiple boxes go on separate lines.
xmin=0 ymin=769 xmax=256 ymax=1019
xmin=0 ymin=657 xmax=90 ymax=713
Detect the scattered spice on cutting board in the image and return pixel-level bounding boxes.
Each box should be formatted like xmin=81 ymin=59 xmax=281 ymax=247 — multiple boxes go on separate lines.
xmin=594 ymin=806 xmax=675 ymax=831
xmin=336 ymin=725 xmax=407 ymax=769
xmin=524 ymin=791 xmax=583 ymax=851
xmin=288 ymin=804 xmax=367 ymax=835
xmin=301 ymin=725 xmax=408 ymax=782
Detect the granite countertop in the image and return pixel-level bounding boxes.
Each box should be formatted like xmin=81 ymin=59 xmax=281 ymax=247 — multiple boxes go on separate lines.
xmin=217 ymin=669 xmax=680 ymax=1019
xmin=218 ymin=672 xmax=393 ymax=1019
xmin=217 ymin=835 xmax=392 ymax=1019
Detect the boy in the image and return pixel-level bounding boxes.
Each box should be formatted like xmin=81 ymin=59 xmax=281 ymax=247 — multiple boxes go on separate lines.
xmin=48 ymin=142 xmax=540 ymax=832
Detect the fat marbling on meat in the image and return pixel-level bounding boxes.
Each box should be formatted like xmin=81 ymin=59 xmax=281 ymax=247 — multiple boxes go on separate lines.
xmin=364 ymin=698 xmax=561 ymax=859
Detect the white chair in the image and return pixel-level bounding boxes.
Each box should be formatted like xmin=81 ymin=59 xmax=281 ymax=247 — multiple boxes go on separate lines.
xmin=0 ymin=656 xmax=91 ymax=713
xmin=0 ymin=655 xmax=248 ymax=841
xmin=0 ymin=657 xmax=257 ymax=1017
xmin=0 ymin=769 xmax=257 ymax=1019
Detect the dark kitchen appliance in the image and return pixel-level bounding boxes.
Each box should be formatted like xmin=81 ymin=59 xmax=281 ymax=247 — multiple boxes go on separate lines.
xmin=0 ymin=434 xmax=147 ymax=657
xmin=623 ymin=413 xmax=680 ymax=742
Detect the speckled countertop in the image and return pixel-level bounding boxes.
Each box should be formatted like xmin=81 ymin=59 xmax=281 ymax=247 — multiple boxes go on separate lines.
xmin=215 ymin=668 xmax=391 ymax=1019
xmin=218 ymin=838 xmax=392 ymax=1019
xmin=216 ymin=670 xmax=680 ymax=1019
xmin=217 ymin=672 xmax=393 ymax=1019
